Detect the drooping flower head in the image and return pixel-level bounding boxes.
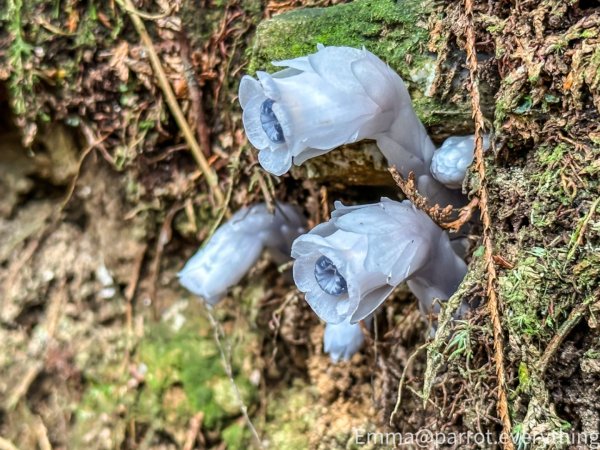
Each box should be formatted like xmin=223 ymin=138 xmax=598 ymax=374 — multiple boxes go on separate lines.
xmin=179 ymin=203 xmax=306 ymax=305
xmin=291 ymin=198 xmax=467 ymax=324
xmin=430 ymin=135 xmax=491 ymax=189
xmin=239 ymin=44 xmax=408 ymax=175
xmin=240 ymin=44 xmax=467 ymax=208
xmin=323 ymin=317 xmax=372 ymax=363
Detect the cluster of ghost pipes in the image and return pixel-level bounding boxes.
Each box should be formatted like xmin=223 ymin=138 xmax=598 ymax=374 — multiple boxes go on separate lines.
xmin=179 ymin=45 xmax=488 ymax=363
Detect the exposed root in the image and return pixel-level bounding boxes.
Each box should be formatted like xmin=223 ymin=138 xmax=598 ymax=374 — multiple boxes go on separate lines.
xmin=537 ymin=299 xmax=600 ymax=376
xmin=463 ymin=0 xmax=513 ymax=447
xmin=388 ymin=167 xmax=479 ymax=232
xmin=389 ymin=341 xmax=429 ymax=425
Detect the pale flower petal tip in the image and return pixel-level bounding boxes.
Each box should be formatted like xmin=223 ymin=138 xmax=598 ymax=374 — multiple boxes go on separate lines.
xmin=292 ymin=198 xmax=467 ymax=325
xmin=430 ymin=134 xmax=491 ymax=189
xmin=323 ymin=317 xmax=371 ymax=363
xmin=179 ymin=202 xmax=306 ymax=304
xmin=239 ymin=44 xmax=404 ymax=175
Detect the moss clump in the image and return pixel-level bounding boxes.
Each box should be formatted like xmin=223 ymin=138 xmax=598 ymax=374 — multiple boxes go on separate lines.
xmin=498 ymin=247 xmax=573 ymax=341
xmin=497 ymin=140 xmax=599 ymax=344
xmin=249 ymin=0 xmax=429 ymax=75
xmin=72 ymin=301 xmax=259 ymax=448
xmin=263 ymin=380 xmax=321 ymax=450
xmin=135 ymin=310 xmax=258 ymax=430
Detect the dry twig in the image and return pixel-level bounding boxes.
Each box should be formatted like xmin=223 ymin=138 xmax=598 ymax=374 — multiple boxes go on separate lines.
xmin=117 ymin=0 xmax=225 ymax=206
xmin=183 ymin=412 xmax=205 ymax=450
xmin=0 ymin=437 xmax=21 ymax=450
xmin=205 ymin=306 xmax=264 ymax=449
xmin=537 ymin=299 xmax=600 ymax=375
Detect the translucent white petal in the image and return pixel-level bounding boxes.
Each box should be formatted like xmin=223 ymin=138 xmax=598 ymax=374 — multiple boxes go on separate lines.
xmin=300 ymin=107 xmax=380 ymax=150
xmin=304 ymin=283 xmax=351 ymax=325
xmin=407 ymin=278 xmax=448 ymax=317
xmin=293 ymin=147 xmax=331 ymax=165
xmin=293 ymin=254 xmax=322 ymax=292
xmin=242 ymin=95 xmax=270 ymax=149
xmin=272 ymin=55 xmax=313 ymax=73
xmin=291 ymin=232 xmax=331 ymax=258
xmin=306 ymin=221 xmax=338 ymax=239
xmin=238 ymin=76 xmax=263 ymax=109
xmin=228 ymin=204 xmax=274 ymax=232
xmin=323 ymin=318 xmax=366 ymax=362
xmin=229 ymin=203 xmax=305 ymax=251
xmin=333 ymin=204 xmax=400 ymax=235
xmin=274 ymin=72 xmax=379 ymax=148
xmin=258 ymin=147 xmax=293 ymax=176
xmin=179 ymin=202 xmax=305 ymax=303
xmin=350 ymin=55 xmax=396 ymax=110
xmin=386 ymin=237 xmax=430 ymax=286
xmin=178 ymin=227 xmax=263 ymax=302
xmin=349 ymin=284 xmax=394 ymax=323
xmin=271 ymin=68 xmax=304 ymax=79
xmin=375 ymin=134 xmax=428 ymax=176
xmin=256 ymin=71 xmax=280 ymax=100
xmin=307 ymin=46 xmax=365 ymax=94
xmin=383 ymin=106 xmax=434 ymax=168
xmin=322 ymin=229 xmax=364 ymax=252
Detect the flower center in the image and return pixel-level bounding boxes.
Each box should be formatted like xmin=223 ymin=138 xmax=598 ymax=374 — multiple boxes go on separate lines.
xmin=260 ymin=99 xmax=285 ymax=143
xmin=314 ymin=255 xmax=348 ymax=296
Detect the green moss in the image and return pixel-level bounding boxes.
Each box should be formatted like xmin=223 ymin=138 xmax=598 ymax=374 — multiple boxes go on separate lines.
xmin=517 ymin=362 xmax=531 ymax=393
xmin=264 ymin=381 xmax=321 ymax=450
xmin=494 ymin=139 xmax=599 ymax=431
xmin=222 ymin=422 xmax=249 ymax=448
xmin=4 ymin=0 xmax=34 ymax=116
xmin=72 ymin=302 xmax=259 ymax=447
xmin=498 ymin=247 xmax=579 ymax=341
xmin=249 ymin=0 xmax=428 ymax=73
xmin=135 ymin=313 xmax=257 ymax=430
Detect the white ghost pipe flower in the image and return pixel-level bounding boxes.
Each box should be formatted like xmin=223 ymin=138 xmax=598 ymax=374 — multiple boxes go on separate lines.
xmin=239 ymin=45 xmax=405 ymax=175
xmin=291 ymin=198 xmax=467 ymax=324
xmin=430 ymin=134 xmax=491 ymax=189
xmin=239 ymin=44 xmax=461 ymax=206
xmin=324 ymin=316 xmax=372 ymax=363
xmin=178 ymin=203 xmax=306 ymax=305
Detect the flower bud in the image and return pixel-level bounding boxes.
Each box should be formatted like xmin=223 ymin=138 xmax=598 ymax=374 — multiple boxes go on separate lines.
xmin=179 ymin=203 xmax=306 ymax=304
xmin=430 ymin=135 xmax=491 ymax=189
xmin=324 ymin=317 xmax=372 ymax=363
